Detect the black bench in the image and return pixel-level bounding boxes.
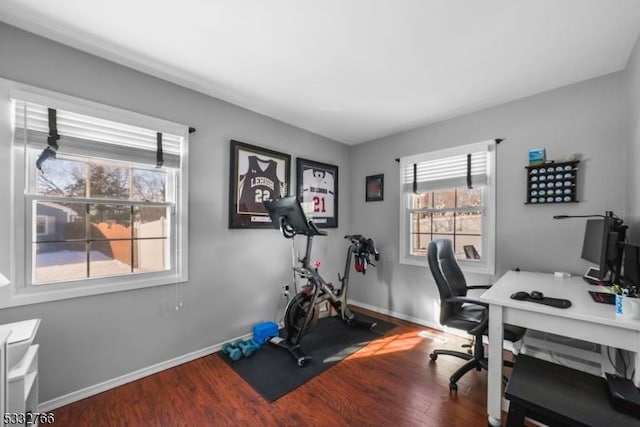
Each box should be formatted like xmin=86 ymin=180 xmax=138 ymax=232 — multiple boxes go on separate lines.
xmin=505 ymin=354 xmax=638 ymax=427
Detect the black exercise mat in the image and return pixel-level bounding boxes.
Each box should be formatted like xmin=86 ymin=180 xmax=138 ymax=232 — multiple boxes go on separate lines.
xmin=221 ymin=314 xmax=396 ymax=402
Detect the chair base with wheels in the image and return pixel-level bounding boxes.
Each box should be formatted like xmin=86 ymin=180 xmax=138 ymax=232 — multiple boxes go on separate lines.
xmin=429 ymin=336 xmax=516 ymax=391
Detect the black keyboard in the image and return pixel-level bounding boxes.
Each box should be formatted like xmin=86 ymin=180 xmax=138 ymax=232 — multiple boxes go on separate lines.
xmin=588 ymin=291 xmax=615 ymax=305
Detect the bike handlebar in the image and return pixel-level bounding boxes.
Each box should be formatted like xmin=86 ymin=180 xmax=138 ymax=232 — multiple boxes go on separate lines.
xmin=344 ymin=234 xmax=380 ymax=260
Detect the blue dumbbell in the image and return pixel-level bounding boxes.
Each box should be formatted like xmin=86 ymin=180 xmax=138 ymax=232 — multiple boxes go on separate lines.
xmin=234 ymin=339 xmax=259 ymax=357
xmin=250 ymin=339 xmax=262 ymax=349
xmin=246 ymin=339 xmax=261 ymax=353
xmin=222 ymin=343 xmax=242 ymax=361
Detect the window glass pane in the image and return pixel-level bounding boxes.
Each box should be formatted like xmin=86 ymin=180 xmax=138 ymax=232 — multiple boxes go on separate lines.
xmin=134 ymin=206 xmax=168 ymax=238
xmin=132 ymin=169 xmax=167 ymax=202
xmin=88 ymin=164 xmax=131 ymax=199
xmin=432 ymin=212 xmax=454 ymax=234
xmin=411 ymin=192 xmax=432 ymax=209
xmin=36 ymin=157 xmax=86 ymax=197
xmin=34 ymin=201 xmax=86 ymax=242
xmin=433 ymin=189 xmax=455 ymax=209
xmin=89 ymin=241 xmax=132 ymax=278
xmin=35 ymin=242 xmax=88 ymax=283
xmin=134 ymin=239 xmax=168 ymax=273
xmin=89 ymin=205 xmax=132 ymax=239
xmin=411 ymin=212 xmax=431 ymax=234
xmin=455 ymin=236 xmax=482 ymax=260
xmin=410 ymin=233 xmax=430 ymax=256
xmin=456 ymin=187 xmax=482 ymax=208
xmin=455 ymin=211 xmax=482 ymax=233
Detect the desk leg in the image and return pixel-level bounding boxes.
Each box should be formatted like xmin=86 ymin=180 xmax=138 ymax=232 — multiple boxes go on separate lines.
xmin=487 ymin=303 xmax=504 ymax=427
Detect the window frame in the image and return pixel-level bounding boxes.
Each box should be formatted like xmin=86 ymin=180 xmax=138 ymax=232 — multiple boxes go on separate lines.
xmin=398 ymin=141 xmax=496 ymax=275
xmin=1 ymin=83 xmax=189 ymax=308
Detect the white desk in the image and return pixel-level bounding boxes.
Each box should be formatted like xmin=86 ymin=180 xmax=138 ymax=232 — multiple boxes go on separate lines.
xmin=480 ymin=270 xmax=640 ymax=427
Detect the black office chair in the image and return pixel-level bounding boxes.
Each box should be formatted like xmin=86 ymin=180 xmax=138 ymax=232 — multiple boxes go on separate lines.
xmin=427 ymin=239 xmax=526 ymax=391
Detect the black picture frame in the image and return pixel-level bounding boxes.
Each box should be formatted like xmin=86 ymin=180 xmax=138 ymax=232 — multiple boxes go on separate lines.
xmin=229 ymin=140 xmax=291 ymax=228
xmin=296 ymin=158 xmax=338 ymax=228
xmin=366 ymin=174 xmax=384 ymax=202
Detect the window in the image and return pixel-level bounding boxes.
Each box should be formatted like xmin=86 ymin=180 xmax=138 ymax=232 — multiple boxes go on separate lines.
xmin=30 ymin=156 xmax=171 ymax=284
xmin=4 ymin=84 xmax=189 ymax=307
xmin=399 ymin=141 xmax=496 ymax=274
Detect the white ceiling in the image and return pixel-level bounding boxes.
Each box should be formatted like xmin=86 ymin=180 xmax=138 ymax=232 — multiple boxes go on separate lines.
xmin=2 ymin=1 xmax=640 ymax=145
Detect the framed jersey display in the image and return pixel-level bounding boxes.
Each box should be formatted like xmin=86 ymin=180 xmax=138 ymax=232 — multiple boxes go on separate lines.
xmin=296 ymin=158 xmax=338 ymax=228
xmin=229 ymin=140 xmax=291 ymax=228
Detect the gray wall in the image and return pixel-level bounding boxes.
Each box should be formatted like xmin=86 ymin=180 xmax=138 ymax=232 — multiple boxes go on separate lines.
xmin=0 ymin=19 xmax=636 ymax=406
xmin=626 ymin=34 xmax=640 ymax=242
xmin=348 ymin=73 xmax=628 ymax=324
xmin=0 ymin=23 xmax=351 ymax=402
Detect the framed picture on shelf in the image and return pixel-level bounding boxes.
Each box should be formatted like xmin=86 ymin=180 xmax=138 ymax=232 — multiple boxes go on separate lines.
xmin=296 ymin=158 xmax=338 ymax=228
xmin=366 ymin=174 xmax=384 ymax=202
xmin=229 ymin=140 xmax=291 ymax=228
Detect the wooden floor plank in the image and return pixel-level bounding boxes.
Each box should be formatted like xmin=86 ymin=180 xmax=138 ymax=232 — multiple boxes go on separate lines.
xmin=51 ymin=309 xmax=517 ymax=426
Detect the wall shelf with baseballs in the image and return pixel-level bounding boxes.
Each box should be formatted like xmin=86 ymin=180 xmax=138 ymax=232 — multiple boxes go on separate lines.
xmin=525 ymin=160 xmax=579 ymax=205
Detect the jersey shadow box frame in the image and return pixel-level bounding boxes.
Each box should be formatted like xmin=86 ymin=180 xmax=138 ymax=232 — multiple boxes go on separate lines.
xmin=296 ymin=158 xmax=339 ymax=228
xmin=229 ymin=140 xmax=291 ymax=228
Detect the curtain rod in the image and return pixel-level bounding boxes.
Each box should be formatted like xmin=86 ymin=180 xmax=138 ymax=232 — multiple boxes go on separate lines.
xmin=394 ymin=138 xmax=504 ymax=162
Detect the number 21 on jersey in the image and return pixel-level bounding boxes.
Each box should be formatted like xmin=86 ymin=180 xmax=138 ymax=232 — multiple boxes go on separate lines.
xmin=313 ymin=196 xmax=326 ymax=213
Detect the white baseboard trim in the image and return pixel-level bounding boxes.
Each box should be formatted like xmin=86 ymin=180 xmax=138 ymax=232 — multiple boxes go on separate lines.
xmin=38 ymin=331 xmax=253 ymax=412
xmin=350 ymin=300 xmax=471 ymax=340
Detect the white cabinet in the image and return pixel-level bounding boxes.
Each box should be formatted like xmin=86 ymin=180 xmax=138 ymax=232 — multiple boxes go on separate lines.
xmin=7 ymin=345 xmax=38 ymax=427
xmin=0 ymin=320 xmax=40 ymax=427
xmin=1 ymin=331 xmax=9 ymax=427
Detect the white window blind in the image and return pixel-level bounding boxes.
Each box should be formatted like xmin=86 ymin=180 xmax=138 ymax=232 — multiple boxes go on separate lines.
xmin=13 ymin=100 xmax=183 ymax=167
xmin=401 ymin=150 xmax=489 ymax=193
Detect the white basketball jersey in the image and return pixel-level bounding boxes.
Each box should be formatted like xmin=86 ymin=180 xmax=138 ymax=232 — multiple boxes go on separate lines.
xmin=302 ymin=169 xmax=334 ymax=218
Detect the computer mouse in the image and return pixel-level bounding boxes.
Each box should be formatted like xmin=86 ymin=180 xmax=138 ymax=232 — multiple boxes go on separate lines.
xmin=510 ymin=291 xmax=529 ymax=300
xmin=557 ymin=300 xmax=572 ymax=308
xmin=530 ymin=290 xmax=544 ymax=300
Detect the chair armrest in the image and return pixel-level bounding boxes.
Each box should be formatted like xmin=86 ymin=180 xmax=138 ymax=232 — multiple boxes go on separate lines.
xmin=445 ymin=296 xmax=488 ymax=308
xmin=467 ymin=285 xmax=492 ymax=290
xmin=444 ymin=296 xmax=489 ymax=335
xmin=469 ymin=316 xmax=489 ymax=336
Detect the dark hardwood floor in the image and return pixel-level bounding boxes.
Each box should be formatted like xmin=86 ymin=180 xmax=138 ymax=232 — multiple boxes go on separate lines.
xmin=52 ymin=309 xmax=514 ymax=426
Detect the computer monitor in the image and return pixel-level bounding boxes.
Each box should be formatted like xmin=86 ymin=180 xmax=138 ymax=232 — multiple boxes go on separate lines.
xmin=581 ymin=212 xmax=626 ymax=283
xmin=622 ymin=243 xmax=640 ymax=286
xmin=581 ymin=219 xmax=605 ymax=269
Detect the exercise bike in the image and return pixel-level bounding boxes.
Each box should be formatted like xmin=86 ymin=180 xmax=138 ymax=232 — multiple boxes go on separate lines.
xmin=264 ymin=196 xmax=380 ymax=366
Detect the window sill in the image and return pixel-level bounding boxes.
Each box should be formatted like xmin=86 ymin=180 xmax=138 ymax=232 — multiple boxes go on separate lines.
xmin=0 ymin=272 xmax=186 ymax=308
xmin=400 ymin=255 xmax=494 ymax=276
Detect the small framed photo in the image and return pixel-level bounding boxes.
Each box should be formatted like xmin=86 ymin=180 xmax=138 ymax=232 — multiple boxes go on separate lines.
xmin=229 ymin=140 xmax=291 ymax=228
xmin=528 ymin=148 xmax=546 ymax=165
xmin=366 ymin=174 xmax=384 ymax=202
xmin=296 ymin=158 xmax=338 ymax=228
